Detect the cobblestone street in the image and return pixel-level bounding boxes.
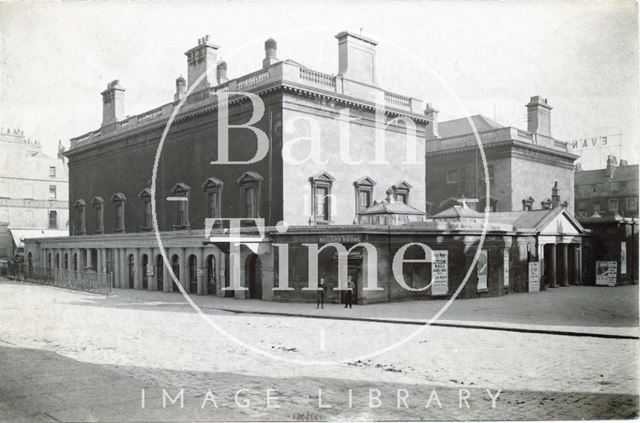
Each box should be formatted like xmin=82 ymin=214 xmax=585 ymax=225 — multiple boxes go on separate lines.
xmin=0 ymin=280 xmax=638 ymax=421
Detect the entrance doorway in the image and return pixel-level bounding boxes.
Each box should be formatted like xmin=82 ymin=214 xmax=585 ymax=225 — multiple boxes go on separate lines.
xmin=188 ymin=255 xmax=198 ymax=293
xmin=171 ymin=254 xmax=180 ymax=292
xmin=206 ymin=255 xmax=216 ymax=295
xmin=155 ymin=255 xmax=164 ymax=291
xmin=128 ymin=254 xmax=134 ymax=289
xmin=245 ymin=254 xmax=262 ymax=299
xmin=142 ymin=254 xmax=149 ymax=290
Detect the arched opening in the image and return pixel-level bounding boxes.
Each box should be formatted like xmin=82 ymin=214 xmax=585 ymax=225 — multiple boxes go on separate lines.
xmin=188 ymin=255 xmax=198 ymax=294
xmin=206 ymin=255 xmax=216 ymax=295
xmin=245 ymin=254 xmax=262 ymax=300
xmin=55 ymin=253 xmax=60 ymax=269
xmin=63 ymin=253 xmax=68 ymax=270
xmin=171 ymin=254 xmax=180 ymax=292
xmin=128 ymin=254 xmax=135 ymax=289
xmin=141 ymin=254 xmax=149 ymax=290
xmin=48 ymin=252 xmax=52 ymax=268
xmin=73 ymin=253 xmax=78 ymax=271
xmin=155 ymin=255 xmax=164 ymax=291
xmin=27 ymin=252 xmax=33 ymax=276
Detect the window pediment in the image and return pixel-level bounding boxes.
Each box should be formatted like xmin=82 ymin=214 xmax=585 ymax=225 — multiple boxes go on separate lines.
xmin=111 ymin=192 xmax=127 ymax=203
xmin=91 ymin=196 xmax=104 ymax=205
xmin=138 ymin=188 xmax=152 ymax=199
xmin=202 ymin=177 xmax=224 ymax=190
xmin=310 ymin=171 xmax=335 ymax=184
xmin=73 ymin=199 xmax=86 ymax=208
xmin=236 ymin=171 xmax=263 ymax=185
xmin=354 ymin=176 xmax=376 ymax=187
xmin=170 ymin=183 xmax=191 ymax=195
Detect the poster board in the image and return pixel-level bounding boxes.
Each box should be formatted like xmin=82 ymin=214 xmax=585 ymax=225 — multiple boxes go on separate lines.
xmin=503 ymin=250 xmax=510 ymax=288
xmin=596 ymin=261 xmax=617 ymax=286
xmin=528 ymin=262 xmax=540 ymax=293
xmin=477 ymin=250 xmax=488 ymax=291
xmin=431 ymin=250 xmax=449 ymax=296
xmin=146 ymin=264 xmax=154 ymax=277
xmin=621 ymin=242 xmax=627 ymax=275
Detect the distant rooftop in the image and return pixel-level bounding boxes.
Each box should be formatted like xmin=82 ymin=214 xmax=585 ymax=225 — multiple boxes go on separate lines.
xmin=438 ymin=115 xmax=504 ymax=138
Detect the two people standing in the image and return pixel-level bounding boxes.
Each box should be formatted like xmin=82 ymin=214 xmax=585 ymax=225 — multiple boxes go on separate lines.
xmin=316 ymin=276 xmax=355 ymax=309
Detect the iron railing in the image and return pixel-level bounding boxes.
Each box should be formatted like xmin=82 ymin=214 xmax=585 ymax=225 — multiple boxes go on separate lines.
xmin=2 ymin=263 xmax=113 ymax=295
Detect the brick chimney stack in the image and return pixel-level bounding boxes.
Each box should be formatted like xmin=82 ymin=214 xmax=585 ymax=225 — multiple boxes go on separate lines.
xmin=335 ymin=31 xmax=378 ymax=84
xmin=101 ymin=80 xmax=125 ymax=127
xmin=424 ymin=103 xmax=439 ymax=139
xmin=174 ymin=76 xmax=186 ymax=101
xmin=551 ymin=181 xmax=560 ymax=209
xmin=184 ymin=35 xmax=219 ymax=91
xmin=263 ymin=38 xmax=278 ymax=69
xmin=217 ymin=61 xmax=228 ymax=84
xmin=526 ymin=96 xmax=552 ymax=137
xmin=606 ymin=155 xmax=618 ymax=178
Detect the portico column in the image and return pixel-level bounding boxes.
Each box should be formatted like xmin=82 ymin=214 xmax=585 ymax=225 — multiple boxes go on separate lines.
xmin=180 ymin=248 xmax=187 ymax=293
xmin=548 ymin=244 xmax=558 ymax=288
xmin=134 ymin=248 xmax=142 ymax=289
xmin=197 ymin=248 xmax=205 ymax=295
xmin=120 ymin=248 xmax=127 ymax=288
xmin=163 ymin=254 xmax=171 ymax=293
xmin=561 ymin=244 xmax=569 ymax=287
xmin=85 ymin=248 xmax=92 ymax=271
xmin=574 ymin=245 xmax=581 ymax=285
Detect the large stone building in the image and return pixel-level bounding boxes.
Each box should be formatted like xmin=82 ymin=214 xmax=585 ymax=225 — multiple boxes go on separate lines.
xmin=24 ymin=32 xmax=586 ymax=302
xmin=0 ymin=129 xmax=69 ymax=260
xmin=425 ymin=98 xmax=578 ymax=214
xmin=574 ymin=155 xmax=638 ymax=286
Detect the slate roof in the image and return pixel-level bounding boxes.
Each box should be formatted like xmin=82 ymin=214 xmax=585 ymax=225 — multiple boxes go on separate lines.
xmin=360 ymin=200 xmax=425 ymax=216
xmin=9 ymin=229 xmax=69 ymax=249
xmin=575 ymin=164 xmax=638 ymax=185
xmin=438 ymin=115 xmax=505 ymax=138
xmin=431 ymin=205 xmax=482 ymax=219
xmin=488 ymin=207 xmax=585 ymax=233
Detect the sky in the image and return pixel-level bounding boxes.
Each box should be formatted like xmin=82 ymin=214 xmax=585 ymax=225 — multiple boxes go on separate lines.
xmin=0 ymin=0 xmax=638 ymax=170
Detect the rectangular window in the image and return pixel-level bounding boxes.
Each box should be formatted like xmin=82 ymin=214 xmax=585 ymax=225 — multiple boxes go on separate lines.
xmin=49 ymin=210 xmax=57 ymax=229
xmin=115 ymin=203 xmax=125 ymax=231
xmin=95 ymin=205 xmax=103 ymax=233
xmin=609 ymin=199 xmax=619 ymax=212
xmin=49 ymin=185 xmax=57 ymax=200
xmin=593 ymin=202 xmax=600 ymax=213
xmin=446 ymin=169 xmax=459 ymax=184
xmin=244 ymin=187 xmax=257 ymax=218
xmin=396 ymin=193 xmax=407 ymax=204
xmin=358 ymin=190 xmax=371 ymax=212
xmin=626 ymin=197 xmax=638 ymax=211
xmin=208 ymin=190 xmax=220 ymax=218
xmin=315 ymin=186 xmax=329 ymax=221
xmin=143 ymin=200 xmax=152 ymax=229
xmin=49 ymin=166 xmax=56 ymax=178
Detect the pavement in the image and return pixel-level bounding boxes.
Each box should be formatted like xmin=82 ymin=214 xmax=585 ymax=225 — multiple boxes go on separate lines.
xmin=98 ymin=283 xmax=640 ymax=339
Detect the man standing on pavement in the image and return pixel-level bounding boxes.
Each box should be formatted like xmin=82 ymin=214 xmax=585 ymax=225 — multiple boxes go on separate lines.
xmin=345 ymin=275 xmax=355 ymax=308
xmin=316 ymin=278 xmax=327 ymax=309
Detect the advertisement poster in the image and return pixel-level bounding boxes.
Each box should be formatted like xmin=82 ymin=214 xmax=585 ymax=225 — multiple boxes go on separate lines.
xmin=477 ymin=250 xmax=488 ymax=291
xmin=596 ymin=261 xmax=617 ymax=286
xmin=528 ymin=262 xmax=540 ymax=292
xmin=431 ymin=250 xmax=449 ymax=296
xmin=503 ymin=249 xmax=510 ymax=287
xmin=621 ymin=242 xmax=627 ymax=275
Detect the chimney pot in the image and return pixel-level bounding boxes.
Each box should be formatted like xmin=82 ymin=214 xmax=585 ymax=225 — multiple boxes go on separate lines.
xmin=335 ymin=30 xmax=378 ymax=84
xmin=526 ymin=95 xmax=552 ymax=137
xmin=217 ymin=61 xmax=228 ymax=84
xmin=551 ymin=181 xmax=561 ymax=209
xmin=101 ymin=79 xmax=125 ymax=127
xmin=184 ymin=36 xmax=219 ymax=91
xmin=174 ymin=75 xmax=186 ymax=101
xmin=424 ymin=103 xmax=439 ymax=139
xmin=263 ymin=38 xmax=278 ymax=69
xmin=606 ymin=155 xmax=618 ymax=177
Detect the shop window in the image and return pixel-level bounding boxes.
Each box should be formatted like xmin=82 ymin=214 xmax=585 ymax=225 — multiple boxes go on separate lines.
xmin=626 ymin=197 xmax=638 ymax=212
xmin=609 ymin=198 xmax=618 ymax=212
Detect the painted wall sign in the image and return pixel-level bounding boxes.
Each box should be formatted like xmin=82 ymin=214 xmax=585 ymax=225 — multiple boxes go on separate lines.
xmin=431 ymin=250 xmax=449 ymax=296
xmin=596 ymin=261 xmax=617 ymax=286
xmin=503 ymin=249 xmax=510 ymax=287
xmin=146 ymin=264 xmax=154 ymax=277
xmin=621 ymin=242 xmax=627 ymax=275
xmin=528 ymin=262 xmax=540 ymax=293
xmin=477 ymin=250 xmax=488 ymax=291
xmin=570 ymin=136 xmax=610 ymax=150
xmin=318 ymin=235 xmax=362 ymax=244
